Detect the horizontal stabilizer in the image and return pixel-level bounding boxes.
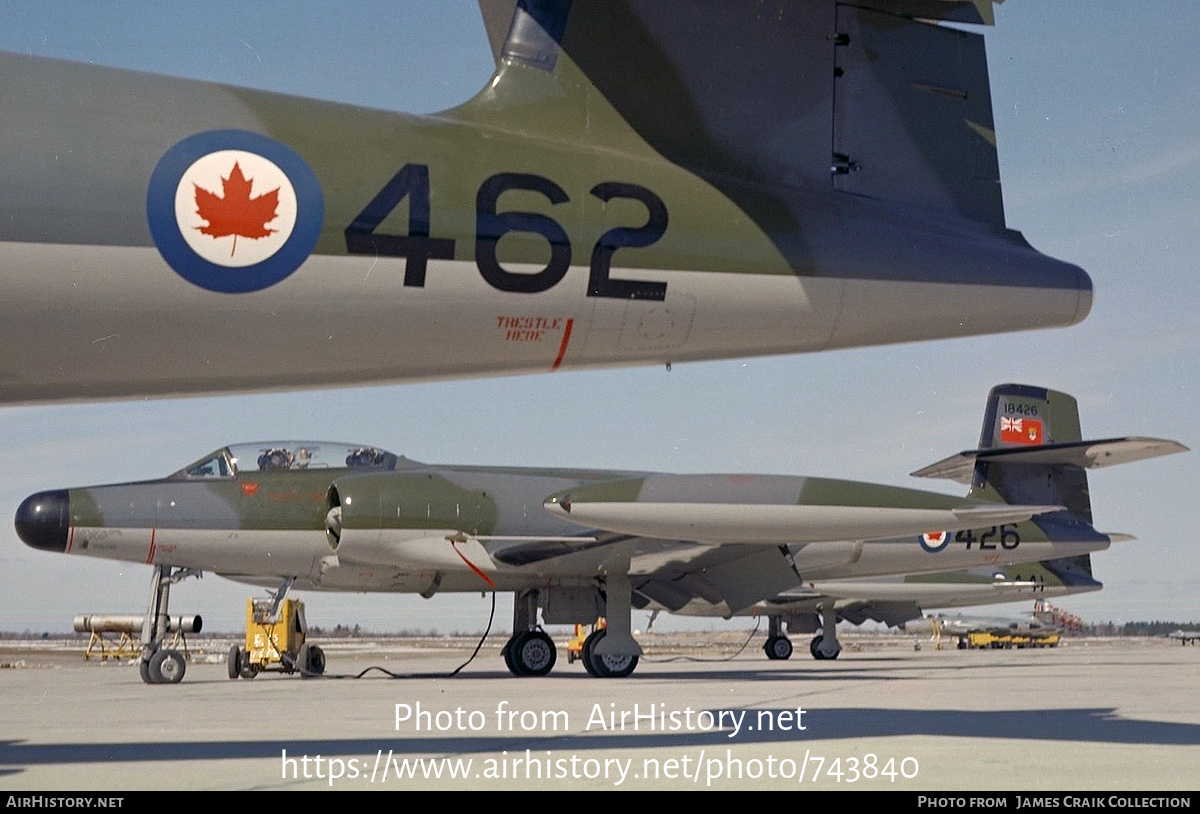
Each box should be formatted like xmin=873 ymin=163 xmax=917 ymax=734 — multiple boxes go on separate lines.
xmin=912 ymin=437 xmax=1189 ymax=484
xmin=542 ymin=499 xmax=1060 ymax=544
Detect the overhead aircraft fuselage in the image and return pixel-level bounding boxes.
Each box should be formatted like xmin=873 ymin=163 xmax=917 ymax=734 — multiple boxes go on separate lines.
xmin=0 ymin=1 xmax=1091 ymax=402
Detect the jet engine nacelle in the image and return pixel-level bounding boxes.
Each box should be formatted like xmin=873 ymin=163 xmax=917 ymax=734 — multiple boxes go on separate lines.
xmin=323 ymin=478 xmax=498 ymax=573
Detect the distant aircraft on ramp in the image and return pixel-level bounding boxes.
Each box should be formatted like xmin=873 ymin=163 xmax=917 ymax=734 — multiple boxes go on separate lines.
xmin=705 ymin=554 xmax=1102 ymax=661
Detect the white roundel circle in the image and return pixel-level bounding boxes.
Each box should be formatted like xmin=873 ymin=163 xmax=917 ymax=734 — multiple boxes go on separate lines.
xmin=147 ymin=130 xmax=324 ymax=293
xmin=174 ymin=150 xmax=298 ymax=268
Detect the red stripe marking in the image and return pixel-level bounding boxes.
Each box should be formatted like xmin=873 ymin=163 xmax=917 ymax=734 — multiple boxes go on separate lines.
xmin=551 ymin=317 xmax=574 ymax=370
xmin=450 ymin=540 xmax=496 ymax=589
xmin=66 ymin=527 xmax=75 ymax=554
xmin=146 ymin=528 xmax=157 ymax=564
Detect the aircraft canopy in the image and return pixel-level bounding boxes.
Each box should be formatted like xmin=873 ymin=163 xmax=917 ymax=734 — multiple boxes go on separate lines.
xmin=174 ymin=442 xmax=399 ymax=479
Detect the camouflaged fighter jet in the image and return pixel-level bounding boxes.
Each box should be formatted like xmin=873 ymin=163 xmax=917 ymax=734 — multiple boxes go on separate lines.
xmin=0 ymin=0 xmax=1091 ymax=403
xmin=680 ymin=554 xmax=1103 ymax=661
xmin=15 ymin=385 xmax=1184 ymax=682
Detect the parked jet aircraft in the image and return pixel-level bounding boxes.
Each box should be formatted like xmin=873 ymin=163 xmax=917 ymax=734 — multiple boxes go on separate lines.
xmin=720 ymin=554 xmax=1101 ymax=660
xmin=15 ymin=385 xmax=1183 ymax=682
xmin=0 ymin=0 xmax=1091 ymax=403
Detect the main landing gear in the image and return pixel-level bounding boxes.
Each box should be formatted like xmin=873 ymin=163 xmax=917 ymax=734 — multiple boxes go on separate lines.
xmin=809 ymin=604 xmax=842 ymax=660
xmin=502 ymin=589 xmax=558 ymax=676
xmin=762 ymin=607 xmax=842 ymax=662
xmin=580 ymin=627 xmax=638 ymax=677
xmin=503 ymin=629 xmax=557 ymax=676
xmin=138 ymin=564 xmax=202 ymax=684
xmin=763 ymin=615 xmax=794 ymax=660
xmin=502 ymin=576 xmax=643 ymax=678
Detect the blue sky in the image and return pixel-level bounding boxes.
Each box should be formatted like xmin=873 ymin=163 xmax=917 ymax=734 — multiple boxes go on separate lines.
xmin=0 ymin=2 xmax=1195 ymax=633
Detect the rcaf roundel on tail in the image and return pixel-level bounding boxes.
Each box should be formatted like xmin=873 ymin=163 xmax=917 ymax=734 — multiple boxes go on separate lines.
xmin=147 ymin=130 xmax=324 ymax=293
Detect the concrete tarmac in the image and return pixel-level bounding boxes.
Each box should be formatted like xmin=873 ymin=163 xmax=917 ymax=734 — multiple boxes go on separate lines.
xmin=1 ymin=635 xmax=1196 ymax=791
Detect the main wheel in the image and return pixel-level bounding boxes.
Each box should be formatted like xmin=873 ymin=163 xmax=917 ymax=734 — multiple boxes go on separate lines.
xmin=150 ymin=648 xmax=186 ymax=684
xmin=763 ymin=635 xmax=793 ymax=660
xmin=511 ymin=630 xmax=556 ymax=676
xmin=581 ymin=629 xmax=638 ymax=678
xmin=227 ymin=645 xmax=242 ymax=680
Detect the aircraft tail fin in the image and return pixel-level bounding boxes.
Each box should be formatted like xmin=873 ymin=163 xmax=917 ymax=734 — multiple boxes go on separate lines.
xmin=912 ymin=384 xmax=1188 ymax=525
xmin=1038 ymin=553 xmax=1099 ymax=590
xmin=473 ymin=0 xmax=1008 ymax=225
xmin=478 ymin=0 xmax=519 ymax=64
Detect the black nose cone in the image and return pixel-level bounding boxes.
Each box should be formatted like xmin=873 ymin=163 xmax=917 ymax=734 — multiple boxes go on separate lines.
xmin=15 ymin=490 xmax=70 ymax=552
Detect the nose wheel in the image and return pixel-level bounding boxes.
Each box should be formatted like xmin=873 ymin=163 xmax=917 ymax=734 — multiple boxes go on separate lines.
xmin=138 ymin=565 xmax=200 ymax=684
xmin=148 ymin=648 xmax=186 ymax=683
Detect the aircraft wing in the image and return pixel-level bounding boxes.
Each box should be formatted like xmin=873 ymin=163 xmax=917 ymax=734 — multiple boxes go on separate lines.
xmin=492 ymin=537 xmax=814 ymax=617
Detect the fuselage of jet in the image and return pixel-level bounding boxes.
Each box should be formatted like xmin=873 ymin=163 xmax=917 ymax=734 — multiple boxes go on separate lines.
xmin=15 ymin=441 xmax=1113 ymax=608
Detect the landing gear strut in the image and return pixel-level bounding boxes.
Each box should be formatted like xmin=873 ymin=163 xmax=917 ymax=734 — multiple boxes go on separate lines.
xmin=502 ymin=589 xmax=558 ymax=676
xmin=501 ymin=572 xmax=643 ymax=678
xmin=581 ymin=628 xmax=638 ymax=677
xmin=138 ymin=564 xmax=201 ymax=684
xmin=578 ymin=569 xmax=642 ymax=678
xmin=809 ymin=604 xmax=842 ymax=660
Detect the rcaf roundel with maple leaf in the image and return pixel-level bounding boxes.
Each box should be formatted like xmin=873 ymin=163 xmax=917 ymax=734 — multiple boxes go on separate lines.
xmin=147 ymin=130 xmax=323 ymax=293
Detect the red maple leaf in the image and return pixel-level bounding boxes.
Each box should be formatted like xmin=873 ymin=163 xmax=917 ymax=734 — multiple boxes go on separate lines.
xmin=193 ymin=162 xmax=280 ymax=257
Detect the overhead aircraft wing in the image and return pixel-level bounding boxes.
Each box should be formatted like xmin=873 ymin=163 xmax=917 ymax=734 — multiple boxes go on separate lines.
xmin=543 ymin=495 xmax=1061 ymax=544
xmin=912 ymin=437 xmax=1190 ymax=484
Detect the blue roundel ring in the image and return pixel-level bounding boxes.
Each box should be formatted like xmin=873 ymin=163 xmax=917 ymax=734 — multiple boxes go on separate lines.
xmin=919 ymin=533 xmax=950 ymax=553
xmin=146 ymin=130 xmax=324 ymax=294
